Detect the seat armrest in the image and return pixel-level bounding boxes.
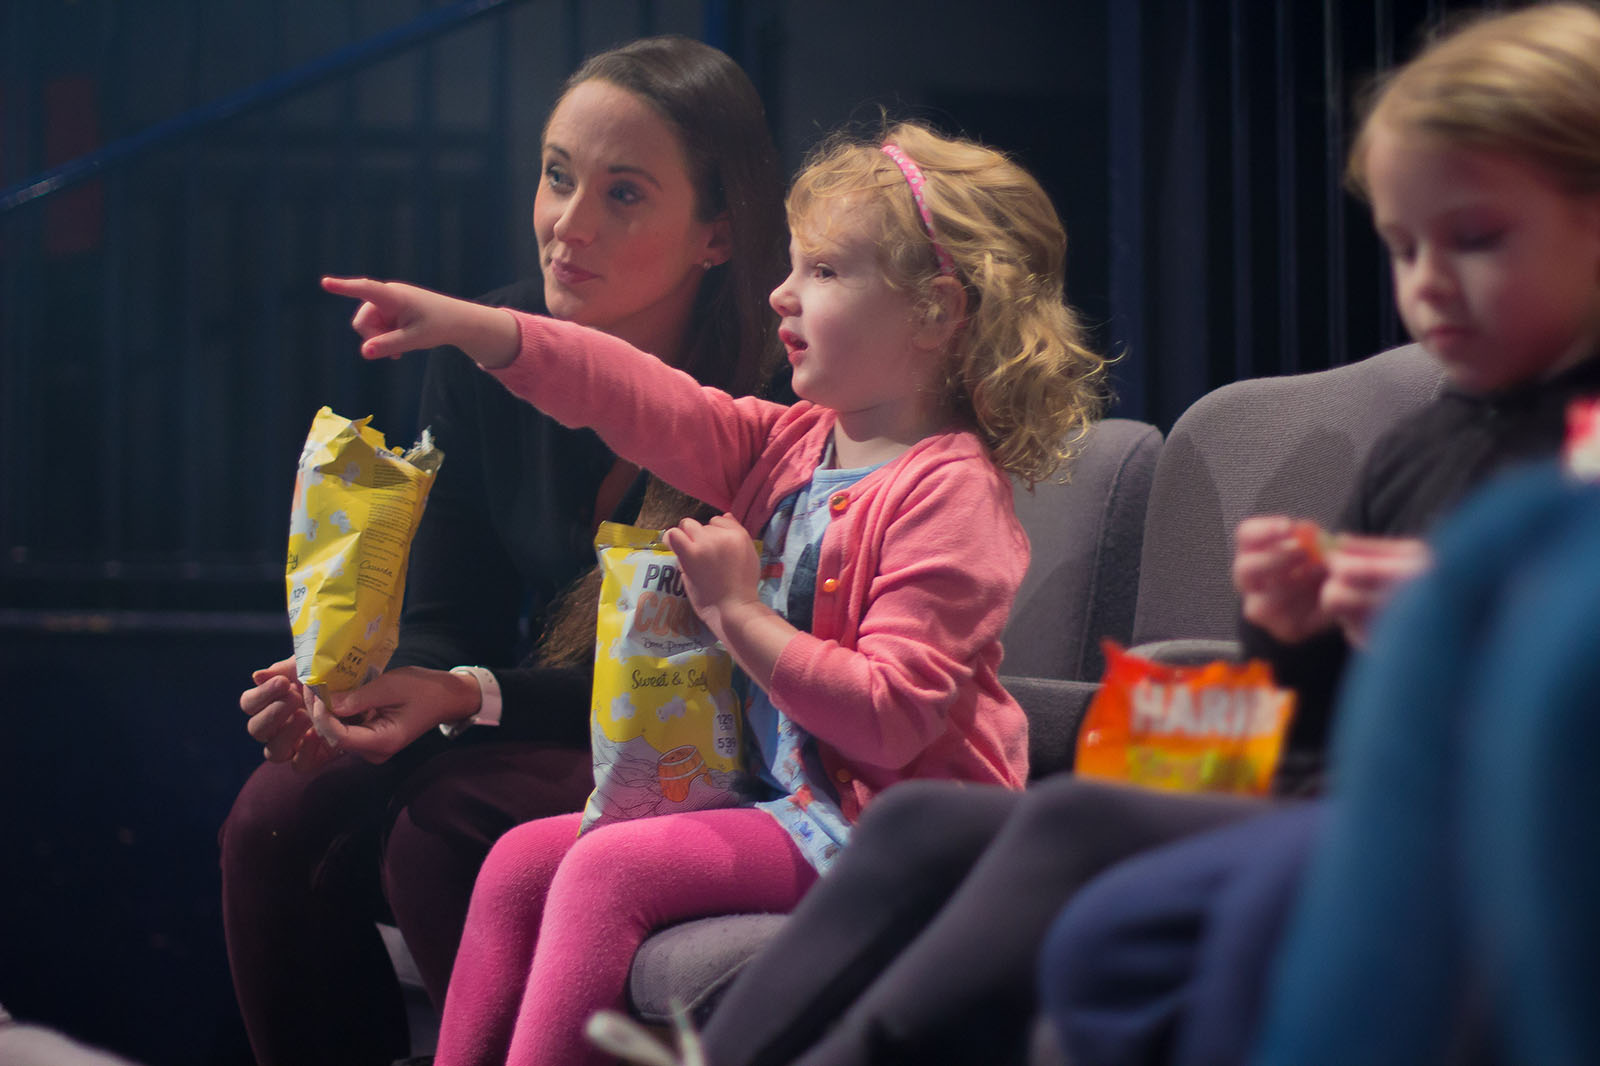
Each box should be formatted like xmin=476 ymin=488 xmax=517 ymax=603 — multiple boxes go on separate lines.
xmin=1124 ymin=638 xmax=1243 ymax=665
xmin=1002 ymin=676 xmax=1101 ymax=780
xmin=628 ymin=913 xmax=790 ymax=1026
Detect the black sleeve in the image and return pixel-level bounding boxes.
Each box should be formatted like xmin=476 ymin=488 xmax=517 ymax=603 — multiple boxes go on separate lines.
xmin=488 ymin=666 xmax=594 ymax=747
xmin=389 ymin=279 xmax=602 ymax=747
xmin=474 ymin=468 xmax=653 ymax=748
xmin=389 ymin=347 xmax=524 ymax=673
xmin=390 ymin=281 xmax=633 ymax=745
xmin=397 ymin=373 xmax=598 ymax=747
xmin=391 ymin=348 xmax=598 ymax=747
xmin=1240 ymin=473 xmax=1372 ymax=792
xmin=1241 ymin=622 xmax=1348 ymax=776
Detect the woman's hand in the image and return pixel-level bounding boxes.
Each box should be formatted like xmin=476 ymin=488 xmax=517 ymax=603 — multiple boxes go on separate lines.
xmin=307 ymin=665 xmax=484 ymax=763
xmin=1233 ymin=516 xmax=1333 ymax=644
xmin=240 ymin=657 xmax=340 ymax=772
xmin=1319 ymin=535 xmax=1432 ymax=647
xmin=320 ymin=276 xmax=521 ymax=368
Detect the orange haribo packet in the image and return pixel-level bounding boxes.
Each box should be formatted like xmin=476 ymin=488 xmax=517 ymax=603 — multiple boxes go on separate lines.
xmin=1075 ymin=642 xmax=1296 ymax=796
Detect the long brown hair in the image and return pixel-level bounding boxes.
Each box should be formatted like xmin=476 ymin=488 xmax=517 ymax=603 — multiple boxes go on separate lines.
xmin=535 ymin=36 xmax=787 ymax=669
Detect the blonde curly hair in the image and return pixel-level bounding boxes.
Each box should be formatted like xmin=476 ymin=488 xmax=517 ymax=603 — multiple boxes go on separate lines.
xmin=1348 ymin=2 xmax=1600 ymax=198
xmin=787 ymin=122 xmax=1109 ymax=486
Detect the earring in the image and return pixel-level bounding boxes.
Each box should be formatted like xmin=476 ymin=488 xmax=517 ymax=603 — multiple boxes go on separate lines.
xmin=700 ymin=259 xmax=715 ymax=270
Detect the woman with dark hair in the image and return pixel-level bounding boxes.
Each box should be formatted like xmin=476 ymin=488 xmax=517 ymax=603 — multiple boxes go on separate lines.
xmin=219 ymin=36 xmax=787 ymax=1066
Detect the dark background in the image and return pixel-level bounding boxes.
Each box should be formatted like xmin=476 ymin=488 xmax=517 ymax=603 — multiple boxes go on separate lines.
xmin=0 ymin=1 xmax=1494 ymax=1062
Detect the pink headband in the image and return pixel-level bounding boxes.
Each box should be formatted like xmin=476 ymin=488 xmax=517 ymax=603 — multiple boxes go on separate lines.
xmin=880 ymin=144 xmax=957 ymax=277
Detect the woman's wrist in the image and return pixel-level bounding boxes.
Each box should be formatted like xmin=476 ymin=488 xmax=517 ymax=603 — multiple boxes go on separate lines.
xmin=440 ymin=665 xmax=503 ymax=737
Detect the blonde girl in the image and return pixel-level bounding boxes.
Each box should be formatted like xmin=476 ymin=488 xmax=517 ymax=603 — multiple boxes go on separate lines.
xmin=320 ymin=120 xmax=1106 ymax=1066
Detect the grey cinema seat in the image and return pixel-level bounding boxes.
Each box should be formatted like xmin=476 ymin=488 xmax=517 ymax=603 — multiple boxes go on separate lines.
xmin=1130 ymin=342 xmax=1445 ymax=660
xmin=1004 ymin=417 xmax=1164 ymax=684
xmin=1000 ymin=343 xmax=1445 ymax=787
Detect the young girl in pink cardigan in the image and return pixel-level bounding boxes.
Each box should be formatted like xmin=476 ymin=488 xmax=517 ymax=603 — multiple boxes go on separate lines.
xmin=320 ymin=121 xmax=1107 ymax=1066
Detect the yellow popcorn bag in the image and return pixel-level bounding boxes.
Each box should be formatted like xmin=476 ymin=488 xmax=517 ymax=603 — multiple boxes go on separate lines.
xmin=1075 ymin=642 xmax=1296 ymax=796
xmin=286 ymin=407 xmax=443 ymax=724
xmin=582 ymin=521 xmax=749 ymax=832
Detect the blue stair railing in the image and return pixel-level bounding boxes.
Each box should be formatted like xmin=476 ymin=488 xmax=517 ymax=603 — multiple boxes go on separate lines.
xmin=0 ymin=0 xmax=522 ymax=215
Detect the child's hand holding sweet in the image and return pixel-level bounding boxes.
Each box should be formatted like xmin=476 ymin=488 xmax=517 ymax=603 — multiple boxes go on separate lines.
xmin=1234 ymin=516 xmax=1334 ymax=644
xmin=1235 ymin=517 xmax=1432 ymax=648
xmin=1318 ymin=534 xmax=1431 ymax=647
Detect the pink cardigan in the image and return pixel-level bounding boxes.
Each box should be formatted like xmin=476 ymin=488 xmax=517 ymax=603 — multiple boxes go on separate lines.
xmin=491 ymin=312 xmax=1031 ymax=818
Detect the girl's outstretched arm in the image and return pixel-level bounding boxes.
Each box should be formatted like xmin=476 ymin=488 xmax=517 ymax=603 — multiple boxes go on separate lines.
xmin=321 ymin=275 xmax=520 ymax=368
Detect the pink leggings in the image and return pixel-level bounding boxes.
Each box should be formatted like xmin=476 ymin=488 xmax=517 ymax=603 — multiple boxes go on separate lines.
xmin=433 ymin=807 xmax=819 ymax=1066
